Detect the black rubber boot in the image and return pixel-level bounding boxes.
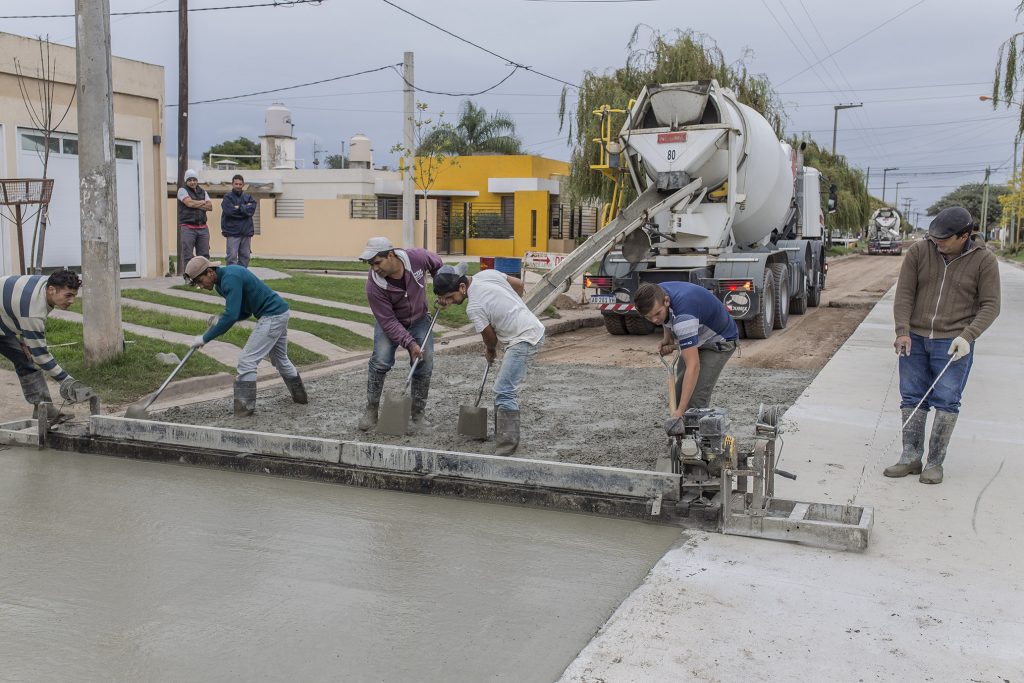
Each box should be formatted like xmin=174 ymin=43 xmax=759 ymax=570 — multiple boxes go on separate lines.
xmin=921 ymin=410 xmax=958 ymax=484
xmin=884 ymin=406 xmax=928 ymax=477
xmin=410 ymin=375 xmax=432 ymax=428
xmin=495 ymin=408 xmax=521 ymax=456
xmin=283 ymin=373 xmax=308 ymax=404
xmin=233 ymin=379 xmax=257 ymax=417
xmin=19 ymin=370 xmax=62 ymax=421
xmin=358 ymin=371 xmax=387 ymax=431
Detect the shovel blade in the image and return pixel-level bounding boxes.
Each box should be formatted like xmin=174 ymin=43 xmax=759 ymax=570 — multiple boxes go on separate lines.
xmin=377 ymin=391 xmax=412 ymax=436
xmin=457 ymin=405 xmax=488 ymax=438
xmin=124 ymin=404 xmax=151 ymax=420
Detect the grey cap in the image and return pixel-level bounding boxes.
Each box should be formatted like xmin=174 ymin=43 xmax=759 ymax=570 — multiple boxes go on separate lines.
xmin=928 ymin=206 xmax=973 ymax=239
xmin=433 ymin=262 xmax=468 ymax=295
xmin=359 ymin=236 xmax=395 ymax=261
xmin=184 ymin=168 xmax=199 ymax=181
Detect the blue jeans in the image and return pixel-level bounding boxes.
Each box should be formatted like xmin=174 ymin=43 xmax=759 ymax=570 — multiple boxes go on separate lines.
xmin=368 ymin=315 xmax=434 ymax=379
xmin=237 ymin=311 xmax=296 ymax=382
xmin=494 ymin=340 xmax=542 ymax=411
xmin=899 ymin=332 xmax=974 ymax=414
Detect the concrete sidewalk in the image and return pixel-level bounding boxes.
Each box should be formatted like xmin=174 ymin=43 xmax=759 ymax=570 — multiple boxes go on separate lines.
xmin=561 ymin=262 xmax=1023 ymax=681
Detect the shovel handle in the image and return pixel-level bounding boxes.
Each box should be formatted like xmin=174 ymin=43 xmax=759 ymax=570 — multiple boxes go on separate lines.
xmin=140 ymin=345 xmax=199 ymax=411
xmin=474 ymin=362 xmax=492 ymax=407
xmin=403 ymin=307 xmax=442 ymax=391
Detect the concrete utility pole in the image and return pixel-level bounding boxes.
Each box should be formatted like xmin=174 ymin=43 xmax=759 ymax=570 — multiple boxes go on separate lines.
xmin=176 ymin=0 xmax=188 ymax=274
xmin=864 ymin=166 xmax=870 ymax=194
xmin=1014 ymin=137 xmax=1021 ymax=249
xmin=980 ymin=166 xmax=991 ymax=237
xmin=402 ymin=51 xmax=415 ymax=248
xmin=831 ymin=103 xmax=863 ymax=155
xmin=75 ymin=0 xmax=124 ymax=364
xmin=882 ymin=167 xmax=899 ymax=205
xmin=893 ymin=181 xmax=906 ymax=212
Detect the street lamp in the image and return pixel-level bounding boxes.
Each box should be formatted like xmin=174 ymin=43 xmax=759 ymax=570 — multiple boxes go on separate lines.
xmin=832 ymin=103 xmax=864 ymax=155
xmin=882 ymin=167 xmax=899 ymax=205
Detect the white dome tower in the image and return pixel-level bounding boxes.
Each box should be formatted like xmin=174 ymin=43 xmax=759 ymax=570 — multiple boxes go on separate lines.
xmin=260 ymin=102 xmax=297 ymax=169
xmin=348 ymin=133 xmax=372 ymax=169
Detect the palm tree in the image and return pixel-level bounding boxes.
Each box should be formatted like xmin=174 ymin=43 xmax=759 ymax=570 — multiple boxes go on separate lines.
xmin=418 ymin=101 xmax=523 ymax=155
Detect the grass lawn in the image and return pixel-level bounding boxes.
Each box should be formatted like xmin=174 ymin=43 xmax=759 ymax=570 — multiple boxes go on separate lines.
xmin=827 ymin=245 xmax=858 ymax=257
xmin=171 ymin=256 xmax=483 ymax=275
xmin=287 ymin=318 xmax=373 ymax=351
xmin=0 ymin=318 xmax=234 ymax=405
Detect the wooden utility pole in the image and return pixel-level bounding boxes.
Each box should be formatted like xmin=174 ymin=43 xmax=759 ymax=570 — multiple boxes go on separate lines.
xmin=402 ymin=51 xmax=415 ymax=248
xmin=176 ymin=0 xmax=189 ymax=274
xmin=75 ymin=0 xmax=124 ymax=364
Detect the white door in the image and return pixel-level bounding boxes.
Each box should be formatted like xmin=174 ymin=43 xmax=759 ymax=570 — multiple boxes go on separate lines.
xmin=18 ymin=130 xmax=142 ymax=276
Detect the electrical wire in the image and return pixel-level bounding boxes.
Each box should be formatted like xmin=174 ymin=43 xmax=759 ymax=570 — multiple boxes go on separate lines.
xmin=778 ymin=81 xmax=990 ymax=95
xmin=389 ymin=65 xmax=521 ymax=97
xmin=166 ymin=64 xmax=401 ymax=106
xmin=0 ymin=0 xmax=324 ymax=19
xmin=378 ymin=0 xmax=579 ymax=89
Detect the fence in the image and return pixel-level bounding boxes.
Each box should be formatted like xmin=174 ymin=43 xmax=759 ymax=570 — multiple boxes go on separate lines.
xmin=549 ymin=203 xmax=600 ymax=242
xmin=349 ymin=197 xmax=419 ymax=221
xmin=450 ymin=201 xmax=514 ymax=239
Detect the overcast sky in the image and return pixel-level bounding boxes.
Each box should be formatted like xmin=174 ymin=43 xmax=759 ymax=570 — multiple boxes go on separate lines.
xmin=1 ymin=0 xmax=1019 ymax=222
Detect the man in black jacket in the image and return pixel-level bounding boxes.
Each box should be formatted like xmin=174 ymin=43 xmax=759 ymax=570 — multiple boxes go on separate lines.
xmin=177 ymin=168 xmax=212 ymax=268
xmin=221 ymin=174 xmax=257 ymax=267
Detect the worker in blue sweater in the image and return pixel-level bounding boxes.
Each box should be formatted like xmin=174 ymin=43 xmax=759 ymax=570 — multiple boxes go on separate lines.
xmin=183 ymin=256 xmax=307 ymax=416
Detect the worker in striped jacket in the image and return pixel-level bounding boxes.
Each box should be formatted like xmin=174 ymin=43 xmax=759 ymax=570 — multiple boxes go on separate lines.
xmin=0 ymin=269 xmax=96 ymax=417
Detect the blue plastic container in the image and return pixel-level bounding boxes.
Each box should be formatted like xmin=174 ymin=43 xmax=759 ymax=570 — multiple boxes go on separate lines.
xmin=493 ymin=257 xmax=522 ymax=278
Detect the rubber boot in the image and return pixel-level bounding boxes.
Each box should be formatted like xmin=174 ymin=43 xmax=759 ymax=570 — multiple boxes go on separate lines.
xmin=920 ymin=410 xmax=957 ymax=485
xmin=283 ymin=373 xmax=308 ymax=404
xmin=410 ymin=375 xmax=432 ymax=429
xmin=358 ymin=370 xmax=387 ymax=431
xmin=495 ymin=408 xmax=521 ymax=456
xmin=883 ymin=406 xmax=928 ymax=477
xmin=233 ymin=379 xmax=257 ymax=417
xmin=19 ymin=370 xmax=63 ymax=421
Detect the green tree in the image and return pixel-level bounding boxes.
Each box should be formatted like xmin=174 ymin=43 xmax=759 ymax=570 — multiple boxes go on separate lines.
xmin=798 ymin=138 xmax=872 ymax=234
xmin=324 ymin=154 xmax=347 ymax=169
xmin=928 ymin=182 xmax=1010 ymax=228
xmin=418 ymin=100 xmax=523 ymax=156
xmin=393 ymin=103 xmax=459 ymax=248
xmin=991 ymin=2 xmax=1024 ymax=136
xmin=204 ymin=137 xmax=261 ymax=169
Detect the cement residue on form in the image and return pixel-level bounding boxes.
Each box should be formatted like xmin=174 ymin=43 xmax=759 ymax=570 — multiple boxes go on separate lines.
xmin=161 ymin=353 xmax=815 ymax=470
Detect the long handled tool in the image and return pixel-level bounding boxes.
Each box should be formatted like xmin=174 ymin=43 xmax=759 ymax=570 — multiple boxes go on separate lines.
xmin=377 ymin=307 xmax=442 ymax=436
xmin=458 ymin=361 xmax=492 ymax=438
xmin=124 ymin=346 xmax=201 ymax=420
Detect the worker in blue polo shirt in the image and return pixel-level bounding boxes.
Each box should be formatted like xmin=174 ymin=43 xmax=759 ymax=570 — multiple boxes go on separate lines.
xmin=183 ymin=256 xmax=307 ymax=417
xmin=633 ymin=281 xmax=739 ymax=434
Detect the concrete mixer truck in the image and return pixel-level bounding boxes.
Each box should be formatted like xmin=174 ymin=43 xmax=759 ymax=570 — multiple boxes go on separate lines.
xmin=568 ymin=80 xmax=835 ymax=339
xmin=866 ymin=207 xmax=903 ymax=255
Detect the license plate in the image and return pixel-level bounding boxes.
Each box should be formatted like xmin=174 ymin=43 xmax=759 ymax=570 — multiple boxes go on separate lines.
xmin=590 ymin=295 xmax=617 ymax=304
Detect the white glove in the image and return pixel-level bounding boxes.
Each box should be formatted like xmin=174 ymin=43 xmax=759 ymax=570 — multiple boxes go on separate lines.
xmin=948 ymin=336 xmax=971 ymax=362
xmin=191 ymin=335 xmax=207 ymax=349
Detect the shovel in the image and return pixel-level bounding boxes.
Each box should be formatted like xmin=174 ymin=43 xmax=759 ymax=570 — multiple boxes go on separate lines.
xmin=124 ymin=346 xmax=200 ymax=420
xmin=377 ymin=307 xmax=442 ymax=436
xmin=458 ymin=361 xmax=491 ymax=438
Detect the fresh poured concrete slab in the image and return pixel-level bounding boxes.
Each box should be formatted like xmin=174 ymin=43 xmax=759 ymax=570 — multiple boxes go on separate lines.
xmin=561 ymin=262 xmax=1024 ymax=682
xmin=0 ymin=446 xmax=680 ymax=682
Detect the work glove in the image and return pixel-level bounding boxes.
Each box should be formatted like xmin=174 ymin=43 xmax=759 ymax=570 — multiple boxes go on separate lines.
xmin=59 ymin=377 xmax=97 ymax=403
xmin=947 ymin=336 xmax=971 ymax=362
xmin=191 ymin=335 xmax=207 ymax=349
xmin=664 ymin=416 xmax=686 ymax=436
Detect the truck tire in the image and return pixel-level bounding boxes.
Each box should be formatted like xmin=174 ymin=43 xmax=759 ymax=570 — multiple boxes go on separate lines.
xmin=625 ymin=315 xmax=657 ymax=335
xmin=790 ymin=290 xmax=808 ymax=315
xmin=602 ymin=312 xmax=629 ymax=335
xmin=743 ymin=270 xmax=775 ymax=339
xmin=770 ymin=263 xmax=790 ymax=330
xmin=807 ymin=285 xmax=821 ymax=308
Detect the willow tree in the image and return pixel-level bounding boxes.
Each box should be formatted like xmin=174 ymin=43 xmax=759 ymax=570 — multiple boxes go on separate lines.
xmin=992 ymin=2 xmax=1024 ymax=136
xmin=557 ymin=27 xmax=786 ymax=206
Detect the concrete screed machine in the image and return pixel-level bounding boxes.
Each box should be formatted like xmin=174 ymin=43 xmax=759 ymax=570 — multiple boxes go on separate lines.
xmin=522 ymin=80 xmax=871 ymax=550
xmin=866 ymin=207 xmax=903 ymax=255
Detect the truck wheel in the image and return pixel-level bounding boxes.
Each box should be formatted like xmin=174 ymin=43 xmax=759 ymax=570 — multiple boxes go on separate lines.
xmin=790 ymin=290 xmax=808 ymax=315
xmin=770 ymin=263 xmax=790 ymax=330
xmin=743 ymin=270 xmax=775 ymax=339
xmin=602 ymin=312 xmax=629 ymax=335
xmin=624 ymin=315 xmax=657 ymax=335
xmin=807 ymin=286 xmax=821 ymax=308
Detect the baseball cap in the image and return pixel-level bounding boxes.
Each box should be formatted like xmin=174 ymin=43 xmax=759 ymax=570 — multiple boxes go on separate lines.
xmin=359 ymin=236 xmax=395 ymax=261
xmin=433 ymin=263 xmax=468 ymax=296
xmin=928 ymin=206 xmax=973 ymax=239
xmin=183 ymin=256 xmax=220 ymax=282
xmin=184 ymin=168 xmax=199 ymax=181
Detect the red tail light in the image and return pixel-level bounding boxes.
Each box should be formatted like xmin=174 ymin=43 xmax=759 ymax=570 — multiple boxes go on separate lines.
xmin=720 ymin=278 xmax=753 ymax=292
xmin=584 ymin=275 xmax=613 ymax=289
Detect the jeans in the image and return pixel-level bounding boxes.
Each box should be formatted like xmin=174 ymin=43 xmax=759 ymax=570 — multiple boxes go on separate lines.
xmin=0 ymin=335 xmax=37 ymax=376
xmin=368 ymin=314 xmax=434 ymax=379
xmin=899 ymin=332 xmax=974 ymax=414
xmin=180 ymin=226 xmax=210 ymax=268
xmin=675 ymin=340 xmax=737 ymax=410
xmin=225 ymin=235 xmax=252 ymax=267
xmin=237 ymin=311 xmax=296 ymax=382
xmin=494 ymin=340 xmax=542 ymax=411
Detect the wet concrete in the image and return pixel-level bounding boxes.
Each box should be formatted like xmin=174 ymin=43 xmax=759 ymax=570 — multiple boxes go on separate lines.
xmin=161 ymin=354 xmax=815 ymax=470
xmin=0 ymin=446 xmax=680 ymax=682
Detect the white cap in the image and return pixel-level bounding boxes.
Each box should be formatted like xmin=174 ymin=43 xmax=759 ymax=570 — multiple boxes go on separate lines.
xmin=184 ymin=168 xmax=199 ymax=181
xmin=359 ymin=236 xmax=395 ymax=261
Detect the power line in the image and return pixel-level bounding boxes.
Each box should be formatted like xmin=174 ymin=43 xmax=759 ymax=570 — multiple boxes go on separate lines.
xmin=389 ymin=65 xmax=521 ymax=97
xmin=777 ymin=0 xmax=928 ymax=87
xmin=795 ymin=113 xmax=1019 ymax=134
xmin=166 ymin=64 xmax=400 ymax=106
xmin=778 ymin=81 xmax=990 ymax=95
xmin=378 ymin=0 xmax=579 ymax=89
xmin=0 ymin=0 xmax=323 ymax=19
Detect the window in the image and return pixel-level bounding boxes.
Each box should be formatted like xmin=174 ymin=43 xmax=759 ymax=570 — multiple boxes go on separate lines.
xmin=62 ymin=138 xmax=79 ymax=155
xmin=115 ymin=143 xmax=134 ymax=160
xmin=20 ymin=134 xmax=59 ymax=154
xmin=531 ymin=210 xmax=537 ymax=247
xmin=275 ymin=198 xmax=305 ymax=219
